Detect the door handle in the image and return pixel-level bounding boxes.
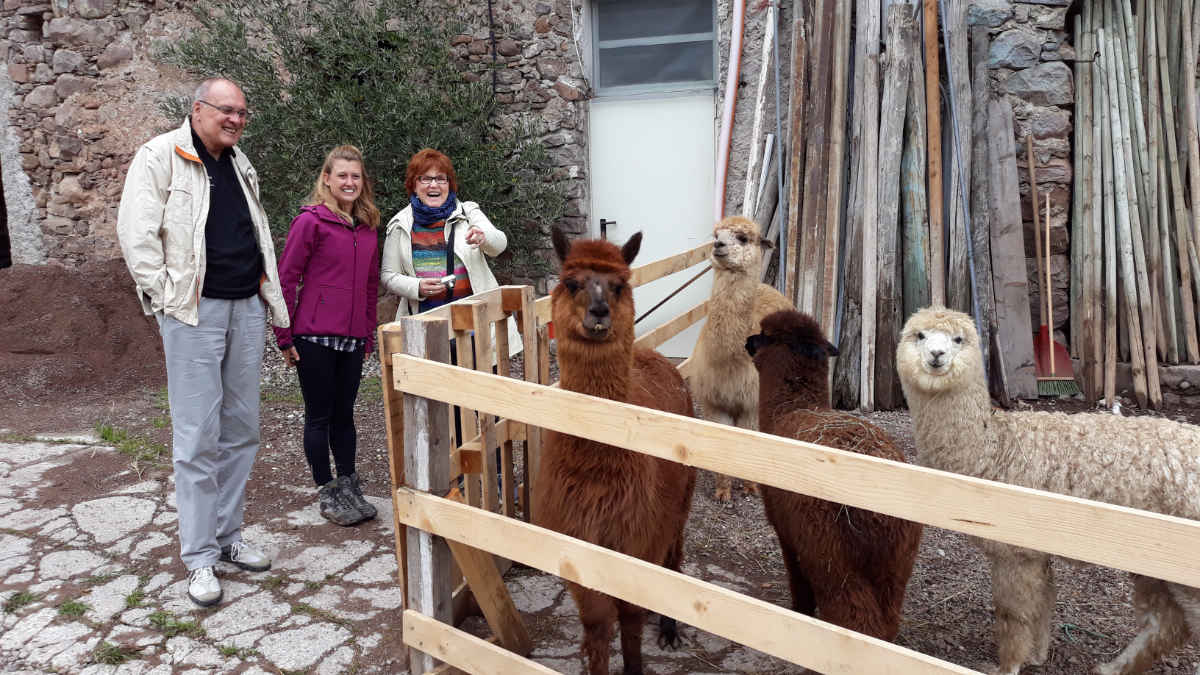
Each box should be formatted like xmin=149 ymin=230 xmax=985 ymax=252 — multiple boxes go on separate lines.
xmin=600 ymin=218 xmax=616 ymax=240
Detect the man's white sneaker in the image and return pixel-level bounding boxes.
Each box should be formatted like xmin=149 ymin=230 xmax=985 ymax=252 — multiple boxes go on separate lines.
xmin=187 ymin=566 xmax=222 ymax=607
xmin=220 ymin=540 xmax=271 ymax=572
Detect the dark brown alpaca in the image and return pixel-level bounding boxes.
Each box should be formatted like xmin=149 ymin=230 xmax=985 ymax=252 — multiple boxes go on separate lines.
xmin=534 ymin=227 xmax=697 ymax=675
xmin=746 ymin=309 xmax=922 ymax=641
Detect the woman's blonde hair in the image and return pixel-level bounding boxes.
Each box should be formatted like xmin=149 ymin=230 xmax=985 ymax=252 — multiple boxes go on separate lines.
xmin=307 ymin=145 xmax=381 ymax=228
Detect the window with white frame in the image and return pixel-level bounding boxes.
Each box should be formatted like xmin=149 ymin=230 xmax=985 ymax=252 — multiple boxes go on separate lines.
xmin=592 ymin=0 xmax=716 ymax=95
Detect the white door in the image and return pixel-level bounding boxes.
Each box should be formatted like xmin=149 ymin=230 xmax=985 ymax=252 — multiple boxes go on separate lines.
xmin=588 ymin=0 xmax=717 ymax=358
xmin=590 ymin=95 xmax=715 ymax=357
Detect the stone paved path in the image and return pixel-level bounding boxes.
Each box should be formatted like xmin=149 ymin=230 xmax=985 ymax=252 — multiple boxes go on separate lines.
xmin=0 ymin=432 xmax=795 ymax=674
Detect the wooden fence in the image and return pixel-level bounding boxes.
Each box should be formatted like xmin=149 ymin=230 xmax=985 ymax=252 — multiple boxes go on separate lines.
xmin=378 ymin=244 xmax=1200 ymax=674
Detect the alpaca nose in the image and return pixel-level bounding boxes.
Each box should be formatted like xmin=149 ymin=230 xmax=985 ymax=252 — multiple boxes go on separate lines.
xmin=930 ymin=349 xmax=945 ymax=360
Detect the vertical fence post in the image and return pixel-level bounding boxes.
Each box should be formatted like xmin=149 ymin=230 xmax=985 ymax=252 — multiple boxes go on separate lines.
xmin=400 ymin=316 xmax=454 ymax=675
xmin=378 ymin=322 xmax=408 ymax=592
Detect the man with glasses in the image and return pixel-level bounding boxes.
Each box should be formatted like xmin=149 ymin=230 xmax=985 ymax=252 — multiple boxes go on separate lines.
xmin=117 ymin=77 xmax=288 ymax=607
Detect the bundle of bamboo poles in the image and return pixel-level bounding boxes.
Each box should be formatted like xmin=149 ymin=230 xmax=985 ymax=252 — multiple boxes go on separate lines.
xmin=1072 ymin=0 xmax=1200 ymax=410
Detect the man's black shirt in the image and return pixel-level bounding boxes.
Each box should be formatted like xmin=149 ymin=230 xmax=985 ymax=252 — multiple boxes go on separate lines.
xmin=190 ymin=126 xmax=263 ymax=300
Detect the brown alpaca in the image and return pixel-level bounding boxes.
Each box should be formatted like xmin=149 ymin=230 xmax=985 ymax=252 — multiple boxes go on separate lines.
xmin=747 ymin=309 xmax=922 ymax=640
xmin=534 ymin=227 xmax=697 ymax=675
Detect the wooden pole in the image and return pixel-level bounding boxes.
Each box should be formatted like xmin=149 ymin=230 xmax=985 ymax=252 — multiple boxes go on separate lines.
xmin=924 ymin=0 xmax=945 ymax=306
xmin=967 ymin=23 xmax=994 ymax=369
xmin=1102 ymin=28 xmax=1151 ymax=409
xmin=859 ymin=0 xmax=882 ymax=411
xmin=742 ymin=3 xmax=778 ymax=218
xmin=797 ymin=0 xmax=835 ymax=315
xmin=1098 ymin=32 xmax=1119 ymax=405
xmin=784 ymin=6 xmax=809 ymax=302
xmin=1026 ymin=133 xmax=1045 ymax=330
xmin=1145 ymin=0 xmax=1180 ymax=364
xmin=1181 ymin=0 xmax=1200 ymax=256
xmin=875 ymin=4 xmax=913 ymax=410
xmin=1072 ymin=13 xmax=1091 ymax=366
xmin=820 ymin=0 xmax=851 ymax=334
xmin=901 ymin=17 xmax=930 ymax=320
xmin=942 ymin=0 xmax=972 ymax=313
xmin=1089 ymin=0 xmax=1107 ymax=401
xmin=401 ymin=316 xmax=455 ymax=674
xmin=1156 ymin=0 xmax=1200 ymax=361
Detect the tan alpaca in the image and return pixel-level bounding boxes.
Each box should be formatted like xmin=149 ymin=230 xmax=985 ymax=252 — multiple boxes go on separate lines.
xmin=896 ymin=306 xmax=1200 ymax=675
xmin=690 ymin=215 xmax=793 ymax=501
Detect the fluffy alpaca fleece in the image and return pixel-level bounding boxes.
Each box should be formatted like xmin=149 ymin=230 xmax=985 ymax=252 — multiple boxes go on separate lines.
xmin=534 ymin=227 xmax=697 ymax=675
xmin=748 ymin=309 xmax=922 ymax=640
xmin=897 ymin=306 xmax=1200 ymax=675
xmin=691 ymin=215 xmax=794 ymax=501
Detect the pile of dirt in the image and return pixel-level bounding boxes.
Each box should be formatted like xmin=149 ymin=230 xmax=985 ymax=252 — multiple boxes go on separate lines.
xmin=0 ymin=259 xmax=164 ymax=406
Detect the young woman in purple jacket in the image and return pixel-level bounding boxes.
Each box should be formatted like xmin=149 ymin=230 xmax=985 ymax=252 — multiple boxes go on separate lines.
xmin=273 ymin=145 xmax=381 ymax=526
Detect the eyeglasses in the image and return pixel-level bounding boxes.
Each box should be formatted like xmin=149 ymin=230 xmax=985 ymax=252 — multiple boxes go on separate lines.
xmin=417 ymin=176 xmax=449 ymax=186
xmin=197 ymin=100 xmax=254 ymax=121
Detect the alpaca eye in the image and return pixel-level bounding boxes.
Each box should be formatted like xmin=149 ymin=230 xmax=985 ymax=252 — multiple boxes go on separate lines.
xmin=564 ymin=278 xmax=581 ymax=293
xmin=737 ymin=234 xmax=748 ymax=244
xmin=953 ymin=336 xmax=963 ymax=344
xmin=611 ymin=282 xmax=626 ymax=295
xmin=916 ymin=332 xmax=925 ymax=341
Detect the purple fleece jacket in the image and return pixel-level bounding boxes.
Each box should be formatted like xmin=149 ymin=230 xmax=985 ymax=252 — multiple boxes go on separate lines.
xmin=272 ymin=204 xmax=380 ymax=353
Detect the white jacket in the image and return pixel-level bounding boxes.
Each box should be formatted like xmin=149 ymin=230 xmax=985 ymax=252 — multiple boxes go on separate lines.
xmin=116 ymin=118 xmax=289 ymax=328
xmin=381 ymin=200 xmax=522 ymax=354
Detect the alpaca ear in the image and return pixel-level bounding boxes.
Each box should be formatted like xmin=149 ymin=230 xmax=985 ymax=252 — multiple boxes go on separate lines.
xmin=745 ymin=334 xmax=763 ymax=357
xmin=825 ymin=340 xmax=839 ymax=357
xmin=551 ymin=226 xmax=571 ymax=263
xmin=622 ymin=231 xmax=643 ymax=265
xmin=759 ymin=235 xmax=775 ymax=251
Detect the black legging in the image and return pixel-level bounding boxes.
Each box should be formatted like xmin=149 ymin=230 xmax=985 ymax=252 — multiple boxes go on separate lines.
xmin=295 ymin=339 xmax=365 ymax=486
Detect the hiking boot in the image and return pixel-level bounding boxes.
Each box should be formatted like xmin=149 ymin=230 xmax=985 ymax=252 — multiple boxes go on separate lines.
xmin=319 ymin=477 xmax=363 ymax=526
xmin=187 ymin=566 xmax=222 ymax=607
xmin=344 ymin=473 xmax=377 ymax=521
xmin=220 ymin=540 xmax=272 ymax=572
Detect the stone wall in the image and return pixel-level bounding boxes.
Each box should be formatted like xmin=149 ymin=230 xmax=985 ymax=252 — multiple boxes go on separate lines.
xmin=972 ymin=0 xmax=1074 ymax=334
xmin=2 ymin=0 xmax=198 ymax=267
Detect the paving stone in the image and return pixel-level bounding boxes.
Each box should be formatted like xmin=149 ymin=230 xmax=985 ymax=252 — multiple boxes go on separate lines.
xmin=342 ymin=553 xmax=396 ymax=583
xmin=48 ymin=636 xmax=99 ymax=670
xmin=81 ymin=573 xmax=140 ymax=622
xmin=165 ymin=635 xmax=225 ymax=668
xmin=318 ymin=645 xmax=355 ymax=674
xmin=256 ymin=622 xmax=351 ymax=670
xmin=303 ymin=585 xmax=375 ymax=621
xmin=0 ymin=533 xmax=33 ymax=577
xmin=274 ymin=540 xmax=374 ymax=582
xmin=114 ymin=480 xmax=162 ymax=495
xmin=143 ymin=571 xmax=173 ymax=593
xmin=0 ymin=506 xmax=68 ymax=530
xmin=0 ymin=607 xmax=57 ymax=650
xmin=73 ymin=496 xmax=157 ymax=543
xmin=224 ymin=628 xmax=266 ymax=649
xmin=201 ymin=591 xmax=290 ymax=640
xmin=509 ymin=573 xmax=563 ymax=613
xmin=39 ymin=549 xmax=109 ymax=579
xmin=350 ymin=585 xmax=404 ymax=609
xmin=0 ymin=496 xmax=21 ymax=515
xmin=0 ymin=441 xmax=88 ymax=465
xmin=22 ymin=620 xmax=93 ymax=665
xmin=130 ymin=531 xmax=172 ymax=561
xmin=106 ymin=623 xmax=165 ymax=648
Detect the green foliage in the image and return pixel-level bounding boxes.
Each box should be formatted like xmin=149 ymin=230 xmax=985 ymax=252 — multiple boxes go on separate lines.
xmin=96 ymin=423 xmax=169 ymax=463
xmin=148 ymin=610 xmax=206 ymax=637
xmin=93 ymin=641 xmax=138 ymax=665
xmin=157 ymin=0 xmax=564 ymax=282
xmin=57 ymin=599 xmax=89 ymax=617
xmin=3 ymin=591 xmax=37 ymax=614
xmin=125 ymin=589 xmax=145 ymax=609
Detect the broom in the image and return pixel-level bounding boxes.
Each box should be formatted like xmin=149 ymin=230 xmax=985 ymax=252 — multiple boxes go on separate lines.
xmin=1035 ymin=192 xmax=1080 ymax=396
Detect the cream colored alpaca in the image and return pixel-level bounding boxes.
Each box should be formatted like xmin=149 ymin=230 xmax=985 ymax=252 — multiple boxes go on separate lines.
xmin=896 ymin=306 xmax=1200 ymax=675
xmin=690 ymin=215 xmax=793 ymax=501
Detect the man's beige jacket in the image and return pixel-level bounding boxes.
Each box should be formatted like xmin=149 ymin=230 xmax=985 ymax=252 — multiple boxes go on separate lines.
xmin=117 ymin=118 xmax=289 ymax=328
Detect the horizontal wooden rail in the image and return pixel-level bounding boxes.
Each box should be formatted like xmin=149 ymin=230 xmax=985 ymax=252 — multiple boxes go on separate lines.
xmin=404 ymin=610 xmax=556 ymax=675
xmin=634 ymin=298 xmax=710 ymax=353
xmin=397 ymin=489 xmax=976 ymax=675
xmin=391 ymin=356 xmax=1200 ymax=588
xmin=533 ymin=241 xmax=714 ymax=326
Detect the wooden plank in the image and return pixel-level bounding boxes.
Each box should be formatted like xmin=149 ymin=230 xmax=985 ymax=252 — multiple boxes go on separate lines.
xmin=443 ymin=490 xmax=531 ymax=656
xmin=399 ymin=316 xmax=455 ymax=675
xmin=633 ymin=299 xmax=710 ymax=352
xmin=820 ymin=0 xmax=851 ymax=333
xmin=515 ymin=286 xmax=542 ymax=523
xmin=628 ymin=241 xmax=713 ymax=287
xmin=392 ymin=357 xmax=1200 ymax=588
xmin=859 ymin=0 xmax=882 ymax=411
xmin=797 ymin=0 xmax=836 ymax=315
xmin=1099 ymin=38 xmax=1119 ymax=405
xmin=1182 ymin=0 xmax=1200 ymax=269
xmin=398 ymin=491 xmax=978 ymax=675
xmin=942 ymin=0 xmax=973 ymax=313
xmin=1088 ymin=0 xmax=1106 ymax=398
xmin=469 ymin=302 xmax=501 ymax=511
xmin=784 ymin=7 xmax=809 ymax=303
xmin=968 ymin=24 xmax=995 ymax=371
xmin=404 ymin=611 xmax=555 ymax=675
xmin=378 ymin=322 xmax=409 ymax=592
xmin=1144 ymin=0 xmax=1180 ymax=366
xmin=924 ymin=0 xmax=945 ymax=307
xmin=875 ymin=4 xmax=913 ymax=411
xmin=986 ymin=99 xmax=1039 ymax=399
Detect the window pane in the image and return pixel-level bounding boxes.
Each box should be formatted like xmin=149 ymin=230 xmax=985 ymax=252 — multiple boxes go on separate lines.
xmin=598 ymin=41 xmax=713 ymax=89
xmin=597 ymin=0 xmax=711 ymax=42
